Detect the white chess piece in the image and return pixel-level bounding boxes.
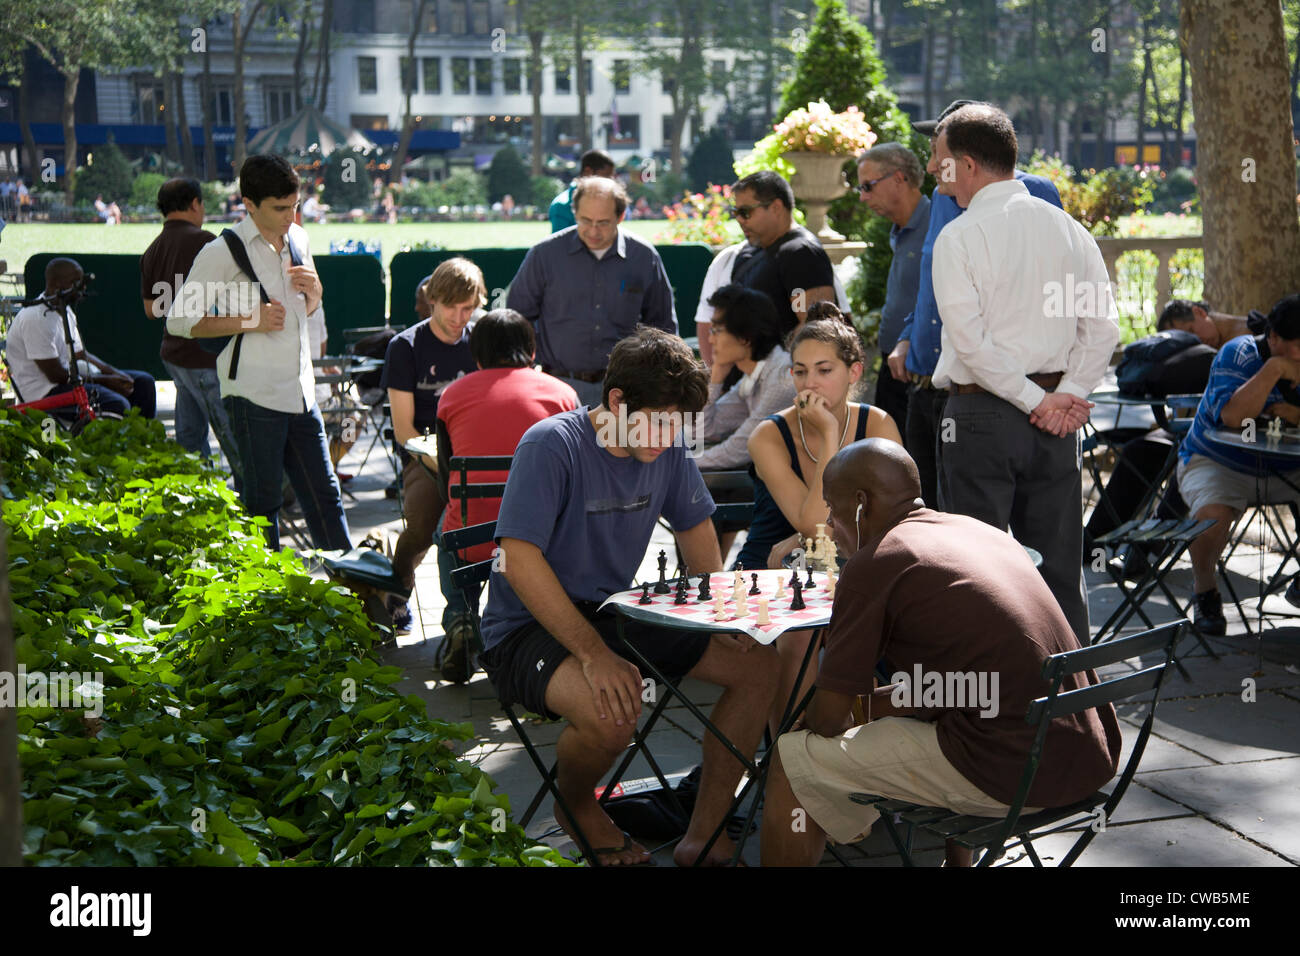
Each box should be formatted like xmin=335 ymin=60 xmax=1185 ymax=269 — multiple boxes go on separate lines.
xmin=734 ymin=588 xmax=747 ymax=618
xmin=733 ymin=569 xmax=744 ymax=594
xmin=756 ymin=597 xmax=770 ymax=627
xmin=826 ymin=568 xmax=836 ymax=599
xmin=713 ymin=590 xmax=726 ymax=618
xmin=775 ymin=577 xmax=785 ymax=599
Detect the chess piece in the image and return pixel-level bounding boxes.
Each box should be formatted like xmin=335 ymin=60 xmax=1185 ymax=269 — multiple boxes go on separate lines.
xmin=805 ymin=563 xmax=815 ymax=589
xmin=788 ymin=548 xmax=804 ymax=589
xmin=749 ymin=573 xmax=760 ymax=595
xmin=826 ymin=568 xmax=836 ymax=599
xmin=674 ymin=575 xmax=689 ymax=605
xmin=713 ymin=590 xmax=726 ymax=619
xmin=790 ymin=577 xmax=805 ymax=611
xmin=734 ymin=587 xmax=748 ymax=618
xmin=756 ymin=597 xmax=771 ymax=627
xmin=697 ymin=573 xmax=711 ymax=601
xmin=638 ymin=582 xmax=652 ymax=605
xmin=733 ymin=566 xmax=744 ymax=596
xmin=654 ymin=550 xmax=670 ymax=594
xmin=775 ymin=577 xmax=785 ymax=599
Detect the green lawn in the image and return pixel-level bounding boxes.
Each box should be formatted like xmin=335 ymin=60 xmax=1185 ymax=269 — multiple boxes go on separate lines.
xmin=0 ymin=219 xmax=670 ymax=282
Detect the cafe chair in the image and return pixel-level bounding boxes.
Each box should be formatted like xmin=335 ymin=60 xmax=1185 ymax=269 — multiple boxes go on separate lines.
xmin=447 ymin=521 xmax=687 ymax=866
xmin=849 ymin=621 xmax=1183 ymax=867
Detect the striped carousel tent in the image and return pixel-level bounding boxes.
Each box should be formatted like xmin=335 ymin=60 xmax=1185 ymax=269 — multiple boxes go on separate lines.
xmin=246 ymin=104 xmax=376 ymax=157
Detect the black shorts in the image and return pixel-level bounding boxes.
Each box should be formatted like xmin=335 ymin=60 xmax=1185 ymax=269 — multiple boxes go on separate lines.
xmin=479 ymin=602 xmax=711 ymax=720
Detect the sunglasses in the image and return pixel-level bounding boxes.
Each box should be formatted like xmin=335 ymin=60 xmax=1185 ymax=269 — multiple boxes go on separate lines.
xmin=728 ymin=201 xmax=773 ymax=220
xmin=857 ymin=174 xmax=893 ymax=196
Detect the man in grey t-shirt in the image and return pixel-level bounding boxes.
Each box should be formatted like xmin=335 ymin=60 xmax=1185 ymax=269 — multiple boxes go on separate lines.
xmin=480 ymin=328 xmax=778 ymax=866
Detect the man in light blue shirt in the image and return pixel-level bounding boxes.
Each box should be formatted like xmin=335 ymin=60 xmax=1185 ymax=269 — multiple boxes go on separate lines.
xmin=548 ymin=148 xmax=616 ymax=232
xmin=886 ymin=100 xmax=1064 ymax=507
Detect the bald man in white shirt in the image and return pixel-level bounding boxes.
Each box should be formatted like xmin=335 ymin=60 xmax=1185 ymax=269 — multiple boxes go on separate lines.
xmin=930 ymin=105 xmax=1119 ymax=644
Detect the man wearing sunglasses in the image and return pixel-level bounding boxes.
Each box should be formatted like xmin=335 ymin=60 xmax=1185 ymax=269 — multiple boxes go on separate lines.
xmin=856 ymin=143 xmax=929 ymax=435
xmin=728 ymin=171 xmax=837 ymax=336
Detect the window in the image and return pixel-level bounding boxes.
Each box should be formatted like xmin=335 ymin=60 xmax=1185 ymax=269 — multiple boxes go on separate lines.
xmin=554 ymin=60 xmax=570 ymax=94
xmin=211 ymin=84 xmax=234 ymax=126
xmin=584 ymin=58 xmax=593 ymax=94
xmin=357 ymin=56 xmax=377 ymax=94
xmin=662 ymin=73 xmax=676 ymax=96
xmin=343 ymin=0 xmax=375 ymax=32
xmin=662 ymin=115 xmax=677 ymax=143
xmin=134 ymin=78 xmax=166 ymax=122
xmin=475 ymin=58 xmax=493 ymax=95
xmin=613 ymin=59 xmax=630 ymax=94
xmin=471 ymin=0 xmax=489 ymax=34
xmin=606 ymin=113 xmax=638 ymax=147
xmin=400 ymin=57 xmax=417 ymax=95
xmin=452 ymin=57 xmax=471 ymax=94
xmin=264 ymin=81 xmax=295 ymax=124
xmin=710 ymin=60 xmax=727 ymax=96
xmin=450 ymin=1 xmax=468 ymax=33
xmin=350 ymin=113 xmax=388 ymax=131
xmin=422 ymin=2 xmax=438 ymax=32
xmin=503 ymin=59 xmax=522 ymax=94
xmin=423 ymin=57 xmax=441 ymax=94
xmin=502 ymin=2 xmax=519 ymax=32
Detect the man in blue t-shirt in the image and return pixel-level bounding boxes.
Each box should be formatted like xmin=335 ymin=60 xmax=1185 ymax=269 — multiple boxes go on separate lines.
xmin=885 ymin=99 xmax=1064 ymax=508
xmin=1175 ymin=295 xmax=1300 ymax=635
xmin=480 ymin=328 xmax=779 ymax=866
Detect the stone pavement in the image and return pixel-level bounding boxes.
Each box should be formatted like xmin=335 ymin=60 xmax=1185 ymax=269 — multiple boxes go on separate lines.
xmin=157 ymin=383 xmax=1300 ymax=867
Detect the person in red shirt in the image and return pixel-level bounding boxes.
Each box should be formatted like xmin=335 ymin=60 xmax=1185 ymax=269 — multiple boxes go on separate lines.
xmin=433 ymin=309 xmax=579 ymax=681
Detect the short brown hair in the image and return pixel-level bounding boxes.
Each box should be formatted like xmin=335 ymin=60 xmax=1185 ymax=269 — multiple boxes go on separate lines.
xmin=936 ymin=104 xmax=1018 ymax=176
xmin=805 ymin=301 xmax=844 ymax=324
xmin=573 ymin=176 xmax=629 ymax=218
xmin=603 ymin=328 xmax=708 ymax=414
xmin=425 ymin=257 xmax=486 ymax=308
xmin=787 ymin=319 xmax=866 ymax=370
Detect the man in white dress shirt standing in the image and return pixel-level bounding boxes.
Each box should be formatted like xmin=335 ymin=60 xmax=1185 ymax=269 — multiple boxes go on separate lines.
xmin=930 ymin=104 xmax=1118 ymax=643
xmin=167 ymin=154 xmax=350 ymax=552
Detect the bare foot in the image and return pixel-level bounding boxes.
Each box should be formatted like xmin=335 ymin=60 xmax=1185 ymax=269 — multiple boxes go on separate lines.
xmin=554 ymin=802 xmax=651 ymax=866
xmin=674 ymin=832 xmax=742 ymax=867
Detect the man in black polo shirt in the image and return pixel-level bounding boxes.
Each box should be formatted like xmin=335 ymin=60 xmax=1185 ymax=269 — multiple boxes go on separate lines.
xmin=141 ymin=178 xmax=241 ymax=483
xmin=729 ymin=171 xmax=836 ymax=335
xmin=382 ymin=257 xmax=482 ymax=636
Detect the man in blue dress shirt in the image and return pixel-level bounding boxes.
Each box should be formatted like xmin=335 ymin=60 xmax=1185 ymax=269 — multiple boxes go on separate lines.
xmin=885 ymin=100 xmax=1064 ymax=507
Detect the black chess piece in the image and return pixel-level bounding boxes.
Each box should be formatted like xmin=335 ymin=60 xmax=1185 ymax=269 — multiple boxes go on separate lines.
xmin=749 ymin=573 xmax=760 ymax=595
xmin=805 ymin=564 xmax=815 ymax=588
xmin=638 ymin=582 xmax=652 ymax=605
xmin=790 ymin=577 xmax=805 ymax=611
xmin=674 ymin=575 xmax=689 ymax=605
xmin=789 ymin=563 xmax=800 ymax=589
xmin=697 ymin=573 xmax=711 ymax=601
xmin=654 ymin=549 xmax=670 ymax=594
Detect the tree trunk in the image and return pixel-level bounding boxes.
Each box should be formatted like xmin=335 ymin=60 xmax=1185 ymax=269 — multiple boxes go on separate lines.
xmin=390 ymin=0 xmax=428 ymax=184
xmin=1135 ymin=21 xmax=1150 ymax=165
xmin=0 ymin=520 xmax=21 ymax=867
xmin=202 ymin=19 xmax=217 ymax=180
xmin=529 ymin=29 xmax=544 ymax=176
xmin=232 ymin=7 xmax=252 ymax=172
xmin=17 ymin=55 xmax=40 ymax=183
xmin=922 ymin=24 xmax=934 ymax=120
xmin=1182 ymin=0 xmax=1300 ymax=312
xmin=937 ymin=8 xmax=955 ymax=110
xmin=62 ymin=68 xmax=79 ymax=207
xmin=1174 ymin=43 xmax=1187 ymax=166
xmin=293 ymin=6 xmax=311 ymax=111
xmin=574 ymin=18 xmax=588 ymax=154
xmin=318 ymin=0 xmax=334 ymax=111
xmin=174 ymin=68 xmax=195 ymax=177
xmin=1028 ymin=0 xmax=1039 ymax=153
xmin=163 ymin=67 xmax=181 ymax=169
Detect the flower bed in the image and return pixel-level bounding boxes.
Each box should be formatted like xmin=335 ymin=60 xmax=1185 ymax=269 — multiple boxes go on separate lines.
xmin=3 ymin=410 xmax=569 ymax=866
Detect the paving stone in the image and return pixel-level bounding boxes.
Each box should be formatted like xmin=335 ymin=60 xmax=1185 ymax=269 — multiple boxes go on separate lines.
xmin=1001 ymin=814 xmax=1292 ymax=867
xmin=1137 ymin=759 xmax=1300 ymax=863
xmin=1121 ymin=690 xmax=1300 ymax=763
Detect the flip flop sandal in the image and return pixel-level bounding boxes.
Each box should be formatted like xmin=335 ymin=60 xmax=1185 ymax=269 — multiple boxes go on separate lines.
xmin=582 ymin=831 xmax=656 ymax=867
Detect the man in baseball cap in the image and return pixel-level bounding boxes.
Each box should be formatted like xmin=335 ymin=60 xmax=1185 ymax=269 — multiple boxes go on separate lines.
xmin=911 ymin=99 xmax=979 ymax=137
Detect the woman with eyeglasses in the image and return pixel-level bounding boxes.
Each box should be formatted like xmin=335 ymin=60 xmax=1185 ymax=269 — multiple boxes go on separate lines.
xmin=740 ymin=313 xmax=902 ymax=732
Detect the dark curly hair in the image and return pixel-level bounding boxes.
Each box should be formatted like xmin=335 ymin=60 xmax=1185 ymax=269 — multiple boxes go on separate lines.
xmin=603 ymin=327 xmax=708 ymax=413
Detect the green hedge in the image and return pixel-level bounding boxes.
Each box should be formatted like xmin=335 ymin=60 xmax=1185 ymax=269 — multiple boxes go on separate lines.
xmin=2 ymin=410 xmax=570 ymax=866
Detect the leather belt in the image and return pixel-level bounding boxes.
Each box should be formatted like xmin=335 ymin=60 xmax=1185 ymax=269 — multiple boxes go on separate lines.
xmin=949 ymin=371 xmax=1063 ymax=397
xmin=542 ymin=365 xmax=604 ymax=384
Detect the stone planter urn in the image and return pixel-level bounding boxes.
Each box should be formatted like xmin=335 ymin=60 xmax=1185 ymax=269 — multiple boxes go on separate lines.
xmin=783 ymin=151 xmax=852 ymax=241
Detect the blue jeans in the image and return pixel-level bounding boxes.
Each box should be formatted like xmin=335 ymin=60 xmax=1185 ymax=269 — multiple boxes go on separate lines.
xmin=163 ymin=360 xmax=242 ymax=488
xmin=222 ymin=396 xmax=351 ymax=552
xmin=435 ymin=511 xmax=483 ymax=634
xmin=50 ymin=369 xmax=156 ymax=419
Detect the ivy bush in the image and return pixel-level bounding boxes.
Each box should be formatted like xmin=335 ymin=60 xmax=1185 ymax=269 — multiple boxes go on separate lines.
xmin=3 ymin=411 xmax=570 ymax=866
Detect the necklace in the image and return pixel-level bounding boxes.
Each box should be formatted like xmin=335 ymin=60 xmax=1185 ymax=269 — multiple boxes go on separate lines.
xmin=797 ymin=403 xmax=852 ymax=463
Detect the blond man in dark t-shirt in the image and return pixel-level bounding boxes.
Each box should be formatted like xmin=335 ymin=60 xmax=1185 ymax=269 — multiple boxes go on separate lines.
xmin=761 ymin=439 xmax=1121 ymax=867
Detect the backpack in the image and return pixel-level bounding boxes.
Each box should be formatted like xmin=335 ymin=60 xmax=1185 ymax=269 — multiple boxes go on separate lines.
xmin=199 ymin=228 xmax=305 ymax=381
xmin=1116 ymin=330 xmax=1212 ymax=396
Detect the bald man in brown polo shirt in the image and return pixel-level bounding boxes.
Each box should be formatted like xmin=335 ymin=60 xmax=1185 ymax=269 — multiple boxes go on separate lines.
xmin=761 ymin=439 xmax=1121 ymax=867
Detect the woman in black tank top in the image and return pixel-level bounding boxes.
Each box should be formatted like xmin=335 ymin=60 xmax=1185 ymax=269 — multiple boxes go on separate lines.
xmin=742 ymin=318 xmax=903 ymax=734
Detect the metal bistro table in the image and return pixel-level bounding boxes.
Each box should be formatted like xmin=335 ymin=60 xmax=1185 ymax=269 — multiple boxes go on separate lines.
xmin=600 ymin=566 xmax=831 ymax=866
xmin=1202 ymin=427 xmax=1300 ymax=646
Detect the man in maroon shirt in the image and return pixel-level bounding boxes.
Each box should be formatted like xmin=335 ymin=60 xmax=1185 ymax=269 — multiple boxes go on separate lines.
xmin=761 ymin=439 xmax=1121 ymax=867
xmin=141 ymin=178 xmax=241 ymax=484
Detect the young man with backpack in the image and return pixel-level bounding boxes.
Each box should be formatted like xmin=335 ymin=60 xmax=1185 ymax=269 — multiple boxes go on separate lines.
xmin=166 ymin=154 xmax=351 ymax=553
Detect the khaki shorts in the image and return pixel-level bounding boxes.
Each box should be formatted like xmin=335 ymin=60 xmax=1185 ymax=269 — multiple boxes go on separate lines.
xmin=778 ymin=717 xmax=1037 ymax=846
xmin=1177 ymin=453 xmax=1300 ymax=519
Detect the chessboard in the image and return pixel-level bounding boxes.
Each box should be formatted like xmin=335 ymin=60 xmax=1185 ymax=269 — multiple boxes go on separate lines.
xmin=598 ymin=568 xmax=836 ymax=644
